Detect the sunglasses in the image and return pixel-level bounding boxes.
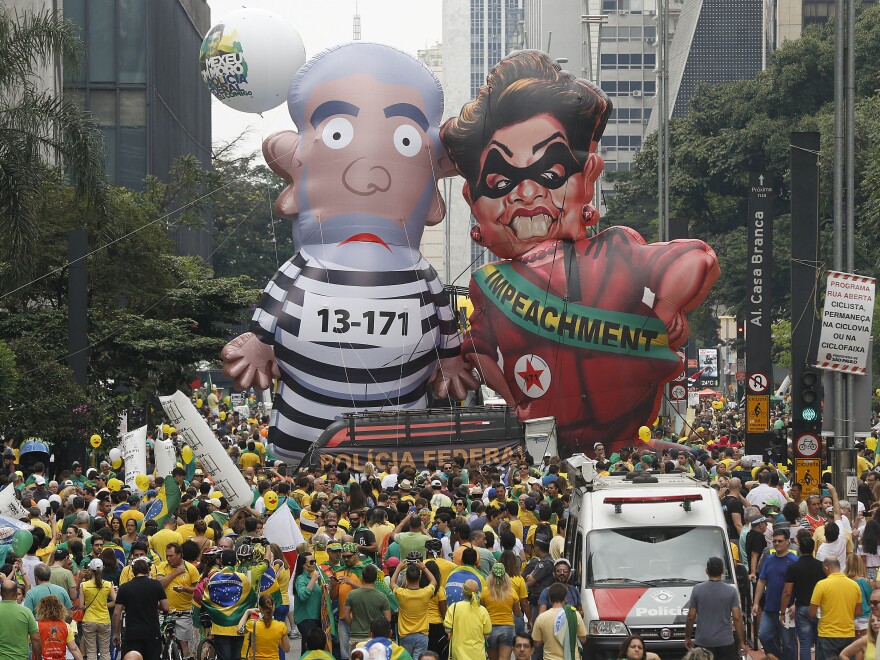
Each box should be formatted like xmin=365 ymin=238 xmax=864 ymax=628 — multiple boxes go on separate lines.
xmin=871 ymin=600 xmax=880 ymax=607
xmin=326 ymin=524 xmax=338 ymax=528
xmin=772 ymin=539 xmax=787 ymax=544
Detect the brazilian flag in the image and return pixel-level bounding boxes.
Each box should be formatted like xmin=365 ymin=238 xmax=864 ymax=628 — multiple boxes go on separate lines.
xmin=144 ymin=476 xmax=181 ymax=527
xmin=444 ymin=565 xmax=486 ymax=606
xmin=259 ymin=564 xmax=283 ymax=607
xmin=202 ymin=568 xmax=256 ymax=636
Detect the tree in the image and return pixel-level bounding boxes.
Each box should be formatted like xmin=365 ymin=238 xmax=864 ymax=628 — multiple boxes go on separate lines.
xmin=604 ymin=4 xmax=880 ymax=350
xmin=0 ymin=8 xmax=108 ymax=282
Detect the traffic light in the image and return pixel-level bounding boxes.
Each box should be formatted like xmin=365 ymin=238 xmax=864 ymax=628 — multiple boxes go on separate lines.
xmin=797 ymin=366 xmax=822 ymax=429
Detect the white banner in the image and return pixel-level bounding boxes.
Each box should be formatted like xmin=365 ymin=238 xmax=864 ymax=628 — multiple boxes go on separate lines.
xmin=817 ymin=270 xmax=875 ymax=374
xmin=160 ymin=390 xmax=253 ymax=509
xmin=153 ymin=439 xmax=176 ymax=479
xmin=120 ymin=425 xmax=148 ymax=493
xmin=0 ymin=484 xmax=28 ymax=519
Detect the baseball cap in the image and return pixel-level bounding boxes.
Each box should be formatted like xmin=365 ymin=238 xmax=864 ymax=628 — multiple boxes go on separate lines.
xmin=327 ymin=542 xmax=343 ymax=552
xmin=35 ymin=476 xmax=46 ymax=485
xmin=431 ymin=479 xmax=442 ymax=488
xmin=594 ymin=442 xmax=604 ymax=449
xmin=554 ymin=558 xmax=572 ymax=567
xmin=88 ymin=558 xmax=104 ymax=571
xmin=385 ymin=556 xmax=400 ymax=569
xmin=751 ymin=516 xmax=770 ymax=526
xmin=63 ymin=480 xmax=74 ymax=487
xmin=53 ymin=548 xmax=69 ymax=561
xmin=487 ymin=488 xmax=497 ymax=499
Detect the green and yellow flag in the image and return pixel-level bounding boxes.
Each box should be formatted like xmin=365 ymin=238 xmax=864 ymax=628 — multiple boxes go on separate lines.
xmin=144 ymin=477 xmax=181 ymax=527
xmin=201 ymin=568 xmax=256 ymax=636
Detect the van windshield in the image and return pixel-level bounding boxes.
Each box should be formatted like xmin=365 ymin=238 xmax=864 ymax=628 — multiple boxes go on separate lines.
xmin=585 ymin=526 xmax=732 ymax=585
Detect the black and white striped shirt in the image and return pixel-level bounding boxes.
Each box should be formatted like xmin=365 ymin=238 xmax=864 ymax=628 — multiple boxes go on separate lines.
xmin=251 ymin=248 xmax=461 ymax=464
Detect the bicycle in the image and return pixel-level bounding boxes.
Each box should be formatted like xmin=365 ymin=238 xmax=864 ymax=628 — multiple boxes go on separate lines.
xmin=160 ymin=611 xmax=189 ymax=660
xmin=196 ymin=610 xmax=217 ymax=660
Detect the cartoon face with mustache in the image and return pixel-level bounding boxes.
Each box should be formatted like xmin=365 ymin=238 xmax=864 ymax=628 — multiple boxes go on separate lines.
xmin=463 ymin=113 xmax=603 ymax=259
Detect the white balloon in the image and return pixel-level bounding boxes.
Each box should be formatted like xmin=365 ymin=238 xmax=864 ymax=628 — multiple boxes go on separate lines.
xmin=108 ymin=447 xmax=122 ymax=462
xmin=36 ymin=499 xmax=49 ymax=514
xmin=199 ymin=8 xmax=306 ymax=114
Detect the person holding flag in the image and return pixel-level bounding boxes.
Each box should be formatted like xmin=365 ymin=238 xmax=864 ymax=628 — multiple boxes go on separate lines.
xmin=202 ymin=549 xmax=257 ymax=660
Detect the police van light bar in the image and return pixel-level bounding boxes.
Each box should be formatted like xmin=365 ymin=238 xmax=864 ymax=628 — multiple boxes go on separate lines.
xmin=603 ymin=494 xmax=702 ymax=514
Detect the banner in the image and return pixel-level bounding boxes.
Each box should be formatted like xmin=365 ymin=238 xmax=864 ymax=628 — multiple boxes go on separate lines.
xmin=153 ymin=439 xmax=176 ymax=479
xmin=120 ymin=425 xmax=147 ymax=494
xmin=310 ymin=407 xmax=525 ymax=472
xmin=160 ymin=390 xmax=254 ymax=509
xmin=816 ymin=270 xmax=875 ymax=374
xmin=0 ymin=485 xmax=28 ymax=519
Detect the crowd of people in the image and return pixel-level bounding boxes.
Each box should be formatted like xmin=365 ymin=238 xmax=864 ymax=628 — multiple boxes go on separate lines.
xmin=2 ymin=392 xmax=880 ymax=660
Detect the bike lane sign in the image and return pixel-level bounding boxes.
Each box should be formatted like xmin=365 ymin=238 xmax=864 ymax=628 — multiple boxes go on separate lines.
xmin=795 ymin=432 xmax=821 ymax=458
xmin=795 ymin=458 xmax=821 ymax=497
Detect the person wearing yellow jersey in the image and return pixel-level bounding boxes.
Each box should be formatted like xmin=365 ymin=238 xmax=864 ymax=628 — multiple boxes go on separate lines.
xmin=202 ymin=549 xmax=257 ymax=660
xmin=237 ymin=594 xmax=290 ymax=660
xmin=156 ymin=542 xmax=199 ymax=657
xmin=482 ymin=562 xmax=522 ymax=660
xmin=423 ymin=561 xmax=449 ymax=658
xmin=150 ymin=517 xmax=183 ymax=559
xmin=391 ymin=556 xmax=438 ymax=659
xmin=79 ymin=557 xmax=116 ymax=660
xmin=118 ymin=542 xmax=158 ymax=584
xmin=240 ymin=441 xmax=262 ymax=470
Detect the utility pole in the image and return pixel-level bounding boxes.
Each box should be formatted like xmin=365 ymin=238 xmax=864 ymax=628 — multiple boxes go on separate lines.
xmin=657 ymin=0 xmax=670 ymax=242
xmin=831 ymin=0 xmax=857 ymax=502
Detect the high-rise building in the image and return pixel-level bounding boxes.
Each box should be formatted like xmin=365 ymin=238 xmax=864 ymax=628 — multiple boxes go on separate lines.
xmin=775 ymin=0 xmax=875 ymax=46
xmin=63 ymin=0 xmax=213 ymax=259
xmin=441 ymin=0 xmax=525 ymax=282
xmin=647 ymin=0 xmax=764 ymax=132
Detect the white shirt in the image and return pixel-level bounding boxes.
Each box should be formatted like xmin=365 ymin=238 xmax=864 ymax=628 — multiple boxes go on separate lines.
xmin=381 ymin=474 xmax=398 ymax=489
xmin=816 ymin=535 xmax=848 ymax=568
xmin=746 ymin=483 xmax=778 ymax=508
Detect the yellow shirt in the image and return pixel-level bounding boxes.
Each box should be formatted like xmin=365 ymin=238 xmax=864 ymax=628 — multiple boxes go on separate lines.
xmin=393 ymin=585 xmax=436 ymax=636
xmin=242 ymin=619 xmax=287 ymax=660
xmin=177 ymin=523 xmax=215 ymax=542
xmin=30 ymin=518 xmax=51 ymax=536
xmin=482 ymin=584 xmax=519 ymax=625
xmin=519 ymin=509 xmax=539 ymax=529
xmin=370 ymin=523 xmax=394 ymax=553
xmin=240 ymin=452 xmax=261 ymax=470
xmin=508 ymin=518 xmax=525 ymax=543
xmin=81 ymin=581 xmax=112 ymax=624
xmin=511 ymin=574 xmax=528 ymax=602
xmin=443 ymin=601 xmax=492 ymax=658
xmin=428 ymin=558 xmax=457 ymax=587
xmin=526 ymin=523 xmax=558 ymax=546
xmin=810 ymin=572 xmax=861 ymax=638
xmin=156 ymin=560 xmax=199 ymax=612
xmin=276 ymin=566 xmax=291 ymax=606
xmin=426 ymin=585 xmax=447 ymax=625
xmin=119 ymin=563 xmax=158 ymax=584
xmin=150 ymin=529 xmax=183 ymax=559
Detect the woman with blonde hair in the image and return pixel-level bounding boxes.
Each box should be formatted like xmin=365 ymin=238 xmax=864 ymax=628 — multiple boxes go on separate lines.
xmin=847 ymin=553 xmax=875 ymax=635
xmin=36 ymin=595 xmax=83 ymax=660
xmin=841 ymin=591 xmax=880 ymax=658
xmin=481 ymin=562 xmax=522 ymax=660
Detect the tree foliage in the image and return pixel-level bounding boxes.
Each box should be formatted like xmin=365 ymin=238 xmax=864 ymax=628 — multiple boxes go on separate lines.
xmin=604 ymin=5 xmax=880 ymax=351
xmin=0 ymin=8 xmax=109 ymax=282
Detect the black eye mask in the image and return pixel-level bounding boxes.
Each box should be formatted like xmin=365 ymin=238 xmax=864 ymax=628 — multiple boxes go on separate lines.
xmin=472 ymin=142 xmax=583 ymax=200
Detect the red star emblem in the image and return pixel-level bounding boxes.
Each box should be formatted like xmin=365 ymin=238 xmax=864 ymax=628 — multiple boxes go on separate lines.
xmin=517 ymin=358 xmax=545 ymax=391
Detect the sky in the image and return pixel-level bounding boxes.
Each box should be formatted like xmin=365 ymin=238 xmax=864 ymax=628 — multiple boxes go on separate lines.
xmin=206 ymin=0 xmax=443 ymax=157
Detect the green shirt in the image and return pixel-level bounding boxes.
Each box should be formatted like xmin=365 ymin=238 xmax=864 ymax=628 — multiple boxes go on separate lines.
xmin=346 ymin=586 xmax=390 ymax=636
xmin=293 ymin=573 xmax=323 ymax=623
xmin=395 ymin=531 xmax=428 ymax=560
xmin=0 ymin=600 xmax=38 ymax=659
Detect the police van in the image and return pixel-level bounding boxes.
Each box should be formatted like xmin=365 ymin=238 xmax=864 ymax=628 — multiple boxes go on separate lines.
xmin=563 ymin=455 xmax=738 ymax=659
